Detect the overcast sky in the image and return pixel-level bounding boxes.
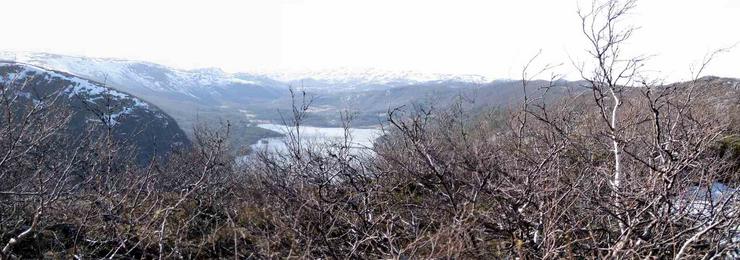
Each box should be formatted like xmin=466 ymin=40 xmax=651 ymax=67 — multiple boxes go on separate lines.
xmin=1 ymin=0 xmax=738 ymax=81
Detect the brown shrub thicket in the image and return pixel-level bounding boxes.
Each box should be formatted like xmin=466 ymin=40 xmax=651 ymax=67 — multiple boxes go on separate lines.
xmin=2 ymin=0 xmax=740 ymax=258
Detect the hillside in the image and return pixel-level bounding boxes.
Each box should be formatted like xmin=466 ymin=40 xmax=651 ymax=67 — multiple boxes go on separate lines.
xmin=0 ymin=61 xmax=189 ymax=162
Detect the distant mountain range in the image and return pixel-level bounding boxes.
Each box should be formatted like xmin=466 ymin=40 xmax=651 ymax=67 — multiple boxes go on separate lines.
xmin=0 ymin=52 xmax=490 ymax=94
xmin=249 ymin=67 xmax=490 ymax=92
xmin=0 ymin=51 xmax=574 ymax=151
xmin=0 ymin=61 xmax=190 ymax=162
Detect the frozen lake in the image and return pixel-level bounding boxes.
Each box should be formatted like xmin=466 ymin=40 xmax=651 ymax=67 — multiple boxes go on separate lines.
xmin=249 ymin=123 xmax=382 ymax=154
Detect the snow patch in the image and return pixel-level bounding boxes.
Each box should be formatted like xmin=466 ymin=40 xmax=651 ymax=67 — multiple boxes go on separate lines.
xmin=0 ymin=62 xmax=153 ymax=125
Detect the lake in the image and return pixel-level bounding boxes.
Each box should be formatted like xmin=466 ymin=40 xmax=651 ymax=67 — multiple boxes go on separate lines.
xmin=249 ymin=123 xmax=383 ymax=154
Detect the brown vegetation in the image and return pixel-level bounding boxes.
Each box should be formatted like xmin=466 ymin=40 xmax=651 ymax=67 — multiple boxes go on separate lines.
xmin=2 ymin=0 xmax=740 ymax=259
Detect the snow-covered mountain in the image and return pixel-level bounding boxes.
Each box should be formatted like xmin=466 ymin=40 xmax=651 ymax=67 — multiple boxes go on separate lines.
xmin=0 ymin=52 xmax=491 ymax=93
xmin=0 ymin=61 xmax=190 ymax=161
xmin=0 ymin=51 xmax=497 ymax=126
xmin=0 ymin=51 xmax=591 ymax=155
xmin=0 ymin=51 xmax=507 ymax=147
xmin=0 ymin=52 xmax=285 ymax=102
xmin=248 ymin=67 xmax=490 ymax=91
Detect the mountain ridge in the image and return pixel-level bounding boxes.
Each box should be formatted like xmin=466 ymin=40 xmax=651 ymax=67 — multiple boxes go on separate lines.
xmin=0 ymin=61 xmax=190 ymax=162
xmin=0 ymin=52 xmax=494 ymax=91
xmin=8 ymin=51 xmax=735 ymax=154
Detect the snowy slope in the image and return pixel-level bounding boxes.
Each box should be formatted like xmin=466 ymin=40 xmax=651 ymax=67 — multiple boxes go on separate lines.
xmin=0 ymin=61 xmax=190 ymax=161
xmin=0 ymin=61 xmax=150 ymax=124
xmin=0 ymin=52 xmax=281 ymax=99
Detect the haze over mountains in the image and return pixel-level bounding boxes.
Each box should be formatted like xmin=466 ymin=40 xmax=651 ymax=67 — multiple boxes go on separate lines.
xmin=3 ymin=51 xmax=735 ymax=157
xmin=2 ymin=52 xmax=551 ymax=151
xmin=11 ymin=51 xmax=735 ymax=156
xmin=0 ymin=52 xmax=491 ymax=93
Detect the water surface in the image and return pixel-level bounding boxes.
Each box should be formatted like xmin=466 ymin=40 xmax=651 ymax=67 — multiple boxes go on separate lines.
xmin=250 ymin=123 xmax=382 ymax=154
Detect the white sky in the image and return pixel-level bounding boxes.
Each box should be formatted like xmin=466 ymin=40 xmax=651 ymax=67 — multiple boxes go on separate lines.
xmin=1 ymin=0 xmax=738 ymax=81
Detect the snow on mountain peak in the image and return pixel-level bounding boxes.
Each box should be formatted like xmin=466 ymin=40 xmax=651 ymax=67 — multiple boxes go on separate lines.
xmin=0 ymin=52 xmax=274 ymax=96
xmin=0 ymin=52 xmax=492 ymax=93
xmin=249 ymin=67 xmax=490 ymax=86
xmin=0 ymin=61 xmax=152 ymax=126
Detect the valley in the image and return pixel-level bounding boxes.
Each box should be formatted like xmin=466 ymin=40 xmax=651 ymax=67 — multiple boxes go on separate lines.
xmin=2 ymin=52 xmax=553 ymax=154
xmin=2 ymin=0 xmax=740 ymax=258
